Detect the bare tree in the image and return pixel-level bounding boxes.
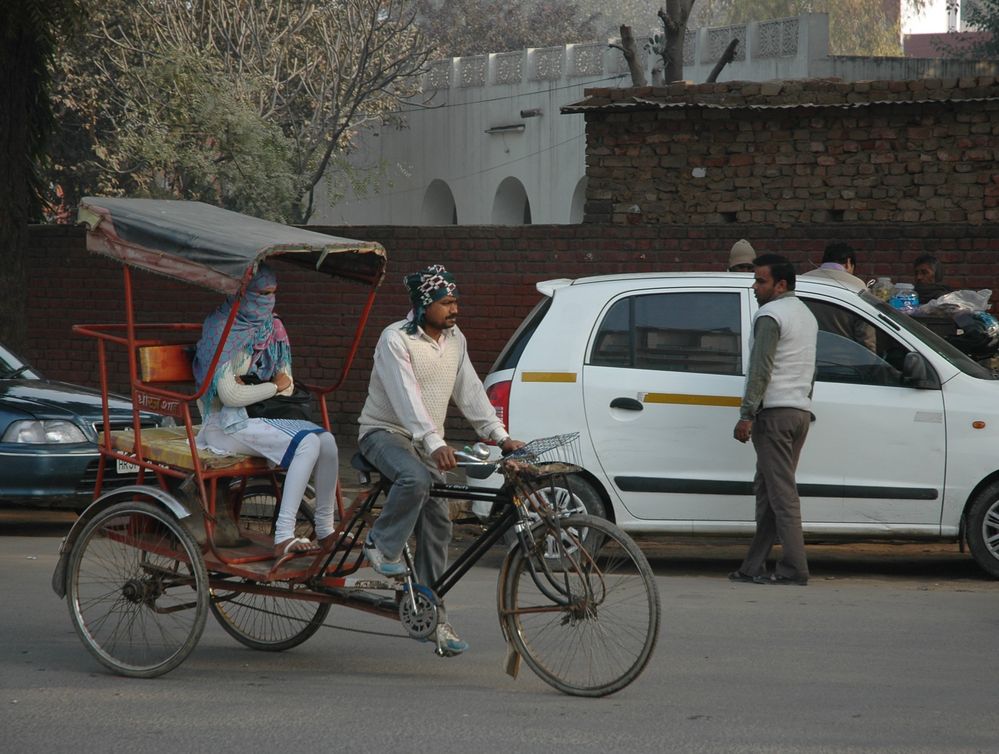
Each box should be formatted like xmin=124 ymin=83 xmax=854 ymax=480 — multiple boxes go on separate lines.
xmin=612 ymin=2 xmax=697 ymax=86
xmin=610 ymin=25 xmax=650 ymax=86
xmin=76 ymin=0 xmax=433 ymax=224
xmin=652 ymin=1 xmax=697 ymax=83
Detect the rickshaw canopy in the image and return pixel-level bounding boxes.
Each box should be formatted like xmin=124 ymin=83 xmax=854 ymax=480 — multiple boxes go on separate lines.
xmin=78 ymin=197 xmax=386 ymax=294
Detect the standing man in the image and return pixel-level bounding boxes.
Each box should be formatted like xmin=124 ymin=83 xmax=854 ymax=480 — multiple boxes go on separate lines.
xmin=727 ymin=239 xmax=756 ymax=272
xmin=729 ymin=254 xmax=818 ymax=586
xmin=358 ymin=264 xmax=523 ymax=654
xmin=803 ymin=242 xmax=876 ymax=352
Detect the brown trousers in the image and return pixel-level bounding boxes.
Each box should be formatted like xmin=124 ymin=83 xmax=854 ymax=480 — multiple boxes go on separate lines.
xmin=738 ymin=407 xmax=811 ymax=580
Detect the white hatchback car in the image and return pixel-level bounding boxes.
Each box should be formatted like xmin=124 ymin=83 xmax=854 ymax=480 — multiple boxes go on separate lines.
xmin=482 ymin=271 xmax=999 ymax=577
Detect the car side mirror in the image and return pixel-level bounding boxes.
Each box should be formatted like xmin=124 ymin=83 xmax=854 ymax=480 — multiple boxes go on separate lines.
xmin=902 ymin=351 xmax=937 ymax=389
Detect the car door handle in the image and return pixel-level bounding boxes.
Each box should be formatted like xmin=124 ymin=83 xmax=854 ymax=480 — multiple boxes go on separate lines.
xmin=610 ymin=397 xmax=644 ymax=411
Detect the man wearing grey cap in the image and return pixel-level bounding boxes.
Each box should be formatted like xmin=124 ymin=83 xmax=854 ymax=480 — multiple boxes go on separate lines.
xmin=728 ymin=239 xmax=755 ymax=272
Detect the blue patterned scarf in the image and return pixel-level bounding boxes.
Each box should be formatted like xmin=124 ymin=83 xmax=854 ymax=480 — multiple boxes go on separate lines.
xmin=193 ymin=263 xmax=291 ymax=420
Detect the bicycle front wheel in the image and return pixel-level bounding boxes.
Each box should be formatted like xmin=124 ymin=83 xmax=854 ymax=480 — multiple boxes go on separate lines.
xmin=498 ymin=514 xmax=660 ymax=697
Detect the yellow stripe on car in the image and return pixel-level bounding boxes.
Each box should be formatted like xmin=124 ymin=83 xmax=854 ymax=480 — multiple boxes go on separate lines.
xmin=520 ymin=372 xmax=578 ymax=383
xmin=642 ymin=393 xmax=741 ymax=407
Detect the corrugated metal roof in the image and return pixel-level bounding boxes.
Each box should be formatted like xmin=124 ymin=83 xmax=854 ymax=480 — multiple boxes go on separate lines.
xmin=562 ymin=91 xmax=999 ymax=113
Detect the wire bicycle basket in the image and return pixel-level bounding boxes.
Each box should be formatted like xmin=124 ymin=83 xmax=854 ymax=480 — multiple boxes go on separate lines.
xmin=503 ymin=432 xmax=581 ymax=468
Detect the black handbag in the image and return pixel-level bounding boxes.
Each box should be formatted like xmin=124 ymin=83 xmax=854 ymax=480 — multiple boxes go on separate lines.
xmin=241 ymin=374 xmax=314 ymax=421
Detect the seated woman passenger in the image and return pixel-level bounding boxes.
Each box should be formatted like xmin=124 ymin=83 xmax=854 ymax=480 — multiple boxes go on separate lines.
xmin=192 ymin=263 xmax=338 ymax=558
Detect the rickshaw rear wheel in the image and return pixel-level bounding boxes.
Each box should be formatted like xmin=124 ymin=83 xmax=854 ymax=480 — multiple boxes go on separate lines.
xmin=209 ymin=583 xmax=330 ymax=651
xmin=66 ymin=499 xmax=209 ymax=678
xmin=231 ymin=478 xmax=317 ymax=539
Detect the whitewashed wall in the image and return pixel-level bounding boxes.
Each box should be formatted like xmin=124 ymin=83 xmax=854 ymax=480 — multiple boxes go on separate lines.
xmin=311 ymin=12 xmax=998 ymax=227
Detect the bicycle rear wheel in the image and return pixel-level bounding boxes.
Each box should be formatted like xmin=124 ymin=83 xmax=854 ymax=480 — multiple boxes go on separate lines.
xmin=498 ymin=514 xmax=660 ymax=697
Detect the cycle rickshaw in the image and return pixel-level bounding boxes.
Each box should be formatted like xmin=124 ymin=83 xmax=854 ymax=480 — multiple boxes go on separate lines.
xmin=51 ymin=197 xmax=660 ymax=697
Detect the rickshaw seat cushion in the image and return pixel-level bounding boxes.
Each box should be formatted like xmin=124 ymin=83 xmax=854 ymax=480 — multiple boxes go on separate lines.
xmin=102 ymin=426 xmax=272 ymax=473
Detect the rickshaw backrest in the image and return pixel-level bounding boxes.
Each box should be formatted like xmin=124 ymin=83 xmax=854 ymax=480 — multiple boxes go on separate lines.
xmin=139 ymin=344 xmax=196 ymax=383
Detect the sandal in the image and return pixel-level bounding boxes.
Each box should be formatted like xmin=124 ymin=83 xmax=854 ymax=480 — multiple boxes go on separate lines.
xmin=318 ymin=530 xmax=355 ymax=552
xmin=273 ymin=536 xmax=319 ymax=558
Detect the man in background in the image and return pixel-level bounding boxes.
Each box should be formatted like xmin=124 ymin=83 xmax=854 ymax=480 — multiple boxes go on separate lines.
xmin=728 ymin=239 xmax=755 ymax=272
xmin=804 ymin=242 xmax=876 ymax=352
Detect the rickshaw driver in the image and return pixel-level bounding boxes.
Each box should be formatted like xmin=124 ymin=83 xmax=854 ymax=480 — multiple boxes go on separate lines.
xmin=358 ymin=264 xmax=524 ymax=655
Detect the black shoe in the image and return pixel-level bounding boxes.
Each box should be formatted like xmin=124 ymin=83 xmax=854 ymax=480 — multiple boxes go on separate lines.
xmin=766 ymin=574 xmax=809 ymax=586
xmin=727 ymin=570 xmax=757 ymax=583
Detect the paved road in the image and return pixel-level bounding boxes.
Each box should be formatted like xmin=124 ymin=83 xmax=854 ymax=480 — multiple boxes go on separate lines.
xmin=1 ymin=510 xmax=997 ymax=753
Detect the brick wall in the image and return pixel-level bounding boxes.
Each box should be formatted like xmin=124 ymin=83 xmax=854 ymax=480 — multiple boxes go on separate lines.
xmin=572 ymin=78 xmax=999 ymax=225
xmin=25 ymin=222 xmax=999 ymax=448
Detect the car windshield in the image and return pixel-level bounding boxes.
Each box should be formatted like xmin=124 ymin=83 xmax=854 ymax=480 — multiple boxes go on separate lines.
xmin=860 ymin=291 xmax=995 ymax=380
xmin=0 ymin=344 xmax=40 ymax=380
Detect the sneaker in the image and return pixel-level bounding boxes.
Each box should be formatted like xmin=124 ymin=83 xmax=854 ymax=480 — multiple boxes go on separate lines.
xmin=431 ymin=622 xmax=468 ymax=656
xmin=363 ymin=538 xmax=407 ymax=577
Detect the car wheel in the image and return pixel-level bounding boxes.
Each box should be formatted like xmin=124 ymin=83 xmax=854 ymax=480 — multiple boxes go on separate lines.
xmin=966 ymin=483 xmax=999 ymax=579
xmin=502 ymin=472 xmax=606 ymax=548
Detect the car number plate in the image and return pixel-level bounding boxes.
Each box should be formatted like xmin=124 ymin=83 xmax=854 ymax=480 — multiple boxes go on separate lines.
xmin=116 ymin=458 xmax=140 ymax=474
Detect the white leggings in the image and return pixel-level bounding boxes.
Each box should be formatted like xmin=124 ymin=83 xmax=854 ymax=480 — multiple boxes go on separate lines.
xmin=200 ymin=421 xmax=338 ymax=543
xmin=275 ymin=432 xmax=338 ymax=543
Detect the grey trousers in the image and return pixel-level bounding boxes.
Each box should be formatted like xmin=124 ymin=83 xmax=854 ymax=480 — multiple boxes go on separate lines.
xmin=738 ymin=407 xmax=811 ymax=581
xmin=359 ymin=429 xmax=450 ymax=586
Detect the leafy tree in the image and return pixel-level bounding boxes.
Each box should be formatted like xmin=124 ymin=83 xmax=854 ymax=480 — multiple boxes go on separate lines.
xmin=46 ymin=0 xmax=434 ymax=225
xmin=715 ymin=1 xmax=906 ymax=55
xmin=412 ymin=0 xmax=599 ymax=56
xmin=950 ymin=0 xmax=999 ymax=57
xmin=0 ymin=0 xmax=81 ymax=351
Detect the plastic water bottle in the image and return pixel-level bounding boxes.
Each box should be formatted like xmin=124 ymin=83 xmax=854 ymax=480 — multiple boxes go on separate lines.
xmin=872 ymin=277 xmax=893 ymax=302
xmin=889 ymin=282 xmax=919 ymax=313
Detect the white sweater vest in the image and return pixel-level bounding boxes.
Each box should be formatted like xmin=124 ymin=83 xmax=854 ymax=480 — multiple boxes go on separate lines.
xmin=358 ymin=326 xmax=463 ymax=441
xmin=752 ymin=295 xmax=818 ymax=411
xmin=403 ymin=331 xmax=462 ymax=438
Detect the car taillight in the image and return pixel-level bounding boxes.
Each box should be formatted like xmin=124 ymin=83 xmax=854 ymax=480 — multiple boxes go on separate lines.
xmin=486 ymin=379 xmax=512 ymax=430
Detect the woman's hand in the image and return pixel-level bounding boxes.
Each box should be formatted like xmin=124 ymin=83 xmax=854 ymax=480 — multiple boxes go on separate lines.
xmin=273 ymin=372 xmax=292 ymax=392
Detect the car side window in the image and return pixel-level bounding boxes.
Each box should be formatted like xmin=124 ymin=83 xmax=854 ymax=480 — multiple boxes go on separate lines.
xmin=590 ymin=292 xmax=742 ymax=375
xmin=803 ymin=299 xmax=907 ymax=386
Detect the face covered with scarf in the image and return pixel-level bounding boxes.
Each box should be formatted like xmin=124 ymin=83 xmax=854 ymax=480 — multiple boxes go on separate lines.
xmin=193 ymin=263 xmax=292 ymax=410
xmin=403 ymin=264 xmax=458 ymax=334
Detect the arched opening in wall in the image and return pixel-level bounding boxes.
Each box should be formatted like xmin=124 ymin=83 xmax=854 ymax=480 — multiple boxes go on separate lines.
xmin=491 ymin=177 xmax=532 ymax=225
xmin=421 ymin=179 xmax=458 ymax=225
xmin=569 ymin=177 xmax=587 ymax=224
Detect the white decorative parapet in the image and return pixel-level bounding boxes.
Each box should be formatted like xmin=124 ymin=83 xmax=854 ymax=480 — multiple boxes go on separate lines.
xmin=756 ymin=16 xmax=800 ymax=59
xmin=421 ymin=14 xmax=822 ymax=91
xmin=529 ymin=46 xmax=565 ymax=81
xmin=704 ymin=24 xmax=748 ymax=64
xmin=568 ymin=42 xmax=605 ymax=77
xmin=492 ymin=50 xmax=525 ymax=84
xmin=426 ymin=59 xmax=451 ymax=90
xmin=458 ymin=55 xmax=488 ymax=87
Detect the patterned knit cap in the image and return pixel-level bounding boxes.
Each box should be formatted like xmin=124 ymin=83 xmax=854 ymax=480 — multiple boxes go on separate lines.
xmin=403 ymin=264 xmax=458 ymax=333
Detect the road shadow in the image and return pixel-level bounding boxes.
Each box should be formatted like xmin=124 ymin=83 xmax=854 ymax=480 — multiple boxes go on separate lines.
xmin=0 ymin=505 xmax=77 ymax=537
xmin=635 ymin=536 xmax=989 ymax=582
